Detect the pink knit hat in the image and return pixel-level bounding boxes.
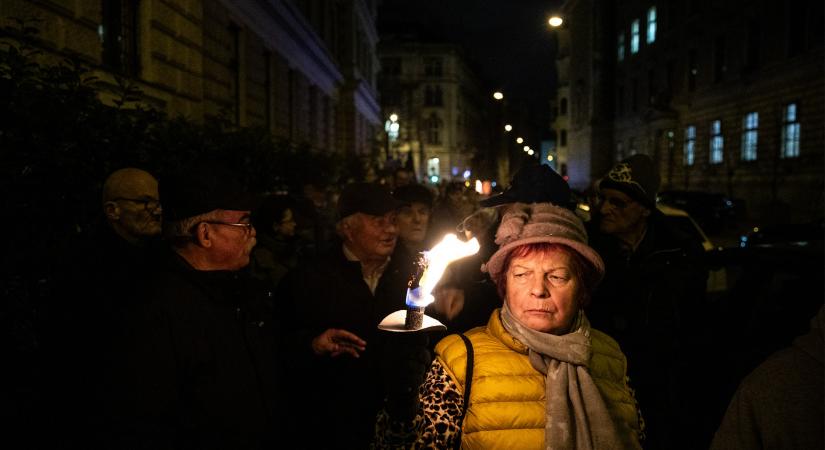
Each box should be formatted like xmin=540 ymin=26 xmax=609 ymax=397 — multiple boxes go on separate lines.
xmin=482 ymin=202 xmax=604 ymax=283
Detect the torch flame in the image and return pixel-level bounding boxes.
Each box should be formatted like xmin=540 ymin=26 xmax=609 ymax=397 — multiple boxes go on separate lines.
xmin=408 ymin=234 xmax=480 ymax=307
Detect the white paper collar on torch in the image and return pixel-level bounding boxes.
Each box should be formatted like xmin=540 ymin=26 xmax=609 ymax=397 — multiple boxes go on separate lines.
xmin=405 ymin=234 xmax=480 ymax=308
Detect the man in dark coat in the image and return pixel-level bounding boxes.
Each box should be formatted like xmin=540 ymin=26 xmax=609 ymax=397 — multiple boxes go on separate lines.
xmin=107 ymin=163 xmax=288 ymax=449
xmin=40 ymin=167 xmax=164 ymax=448
xmin=586 ymin=154 xmax=708 ymax=450
xmin=278 ymin=182 xmax=415 ymax=449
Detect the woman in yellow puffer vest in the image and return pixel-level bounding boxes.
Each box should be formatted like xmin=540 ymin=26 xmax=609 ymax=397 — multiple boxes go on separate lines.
xmin=374 ymin=203 xmax=643 ymax=449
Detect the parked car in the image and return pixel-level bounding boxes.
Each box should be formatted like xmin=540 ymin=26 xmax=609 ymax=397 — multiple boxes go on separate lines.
xmin=739 ymin=218 xmax=824 ymax=248
xmin=657 ymin=190 xmax=744 ymax=235
xmin=658 ymin=204 xmax=727 ymax=293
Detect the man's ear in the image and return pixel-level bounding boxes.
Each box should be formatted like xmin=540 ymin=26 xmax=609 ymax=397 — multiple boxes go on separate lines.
xmin=104 ymin=201 xmax=120 ymax=220
xmin=193 ymin=222 xmax=213 ymax=248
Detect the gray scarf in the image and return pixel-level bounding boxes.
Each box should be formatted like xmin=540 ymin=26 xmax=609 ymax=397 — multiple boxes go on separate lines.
xmin=500 ymin=303 xmax=623 ymax=450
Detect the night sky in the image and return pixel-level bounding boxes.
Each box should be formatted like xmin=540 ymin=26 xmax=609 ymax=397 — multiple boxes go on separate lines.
xmin=377 ymin=0 xmax=564 ymax=140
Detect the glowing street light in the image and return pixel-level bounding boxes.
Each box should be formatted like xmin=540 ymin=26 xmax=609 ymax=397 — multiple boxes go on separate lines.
xmin=516 ymin=137 xmax=524 ymax=144
xmin=493 ymin=91 xmax=504 ymax=100
xmin=389 ymin=113 xmax=398 ymax=122
xmin=523 ymin=145 xmax=530 ymax=151
xmin=504 ymin=124 xmax=513 ymax=132
xmin=527 ymin=149 xmax=535 ymax=156
xmin=547 ymin=154 xmax=555 ymax=162
xmin=548 ymin=15 xmax=563 ymax=27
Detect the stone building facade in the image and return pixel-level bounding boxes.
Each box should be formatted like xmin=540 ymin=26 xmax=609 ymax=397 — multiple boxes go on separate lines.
xmin=377 ymin=39 xmax=488 ymax=183
xmin=553 ymin=0 xmax=824 ymax=223
xmin=1 ymin=0 xmax=381 ymax=160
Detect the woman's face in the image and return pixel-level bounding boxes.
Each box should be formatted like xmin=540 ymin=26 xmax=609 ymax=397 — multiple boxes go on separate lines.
xmin=504 ymin=247 xmax=581 ymax=335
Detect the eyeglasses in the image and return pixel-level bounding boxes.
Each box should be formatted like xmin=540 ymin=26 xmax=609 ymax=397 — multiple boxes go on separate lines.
xmin=113 ymin=197 xmax=161 ymax=211
xmin=203 ymin=221 xmax=254 ymax=233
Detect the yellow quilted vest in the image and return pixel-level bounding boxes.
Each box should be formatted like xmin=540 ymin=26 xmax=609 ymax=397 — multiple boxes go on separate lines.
xmin=436 ymin=309 xmax=642 ymax=450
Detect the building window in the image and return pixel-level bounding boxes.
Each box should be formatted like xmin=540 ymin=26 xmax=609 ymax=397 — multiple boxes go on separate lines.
xmin=781 ymin=103 xmax=801 ymax=158
xmin=646 ymin=6 xmax=657 ymax=44
xmin=740 ymin=112 xmax=759 ymax=161
xmin=424 ymin=85 xmax=443 ymax=106
xmin=617 ymin=32 xmax=626 ymax=61
xmin=560 ymin=129 xmax=567 ymax=147
xmin=713 ymin=35 xmax=726 ymax=83
xmin=426 ymin=114 xmax=442 ymax=145
xmin=745 ymin=20 xmax=761 ymax=70
xmin=424 ymin=58 xmax=443 ymax=77
xmin=710 ymin=119 xmax=724 ymax=164
xmin=560 ymin=98 xmax=568 ymax=115
xmin=688 ymin=49 xmax=697 ymax=92
xmin=684 ymin=125 xmax=696 ymax=166
xmin=101 ymin=0 xmax=140 ymax=75
xmin=630 ymin=19 xmax=640 ymax=54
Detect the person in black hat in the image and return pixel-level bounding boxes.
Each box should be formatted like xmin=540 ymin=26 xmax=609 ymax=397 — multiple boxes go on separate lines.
xmin=586 ymin=153 xmax=709 ymax=450
xmin=105 ymin=161 xmax=291 ymax=449
xmin=277 ymin=182 xmax=416 ymax=449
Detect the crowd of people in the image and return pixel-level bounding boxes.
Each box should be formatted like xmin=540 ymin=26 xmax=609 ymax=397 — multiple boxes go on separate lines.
xmin=33 ymin=156 xmax=822 ymax=449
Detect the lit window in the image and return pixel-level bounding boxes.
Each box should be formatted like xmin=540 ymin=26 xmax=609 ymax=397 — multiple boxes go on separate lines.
xmin=781 ymin=103 xmax=801 ymax=158
xmin=630 ymin=19 xmax=640 ymax=54
xmin=647 ymin=7 xmax=657 ymax=44
xmin=740 ymin=112 xmax=759 ymax=161
xmin=617 ymin=33 xmax=626 ymax=61
xmin=709 ymin=120 xmax=724 ymax=164
xmin=684 ymin=125 xmax=696 ymax=166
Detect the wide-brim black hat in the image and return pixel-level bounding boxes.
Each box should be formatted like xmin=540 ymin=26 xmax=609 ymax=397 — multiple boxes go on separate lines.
xmin=480 ymin=163 xmax=571 ymax=208
xmin=161 ymin=161 xmax=261 ymax=222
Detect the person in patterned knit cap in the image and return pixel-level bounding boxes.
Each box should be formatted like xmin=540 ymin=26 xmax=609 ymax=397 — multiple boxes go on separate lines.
xmin=587 ymin=153 xmax=709 ymax=449
xmin=375 ymin=202 xmax=643 ymax=449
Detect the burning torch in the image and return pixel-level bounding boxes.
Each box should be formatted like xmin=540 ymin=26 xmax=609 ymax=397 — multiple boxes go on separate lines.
xmin=378 ymin=234 xmax=480 ymax=332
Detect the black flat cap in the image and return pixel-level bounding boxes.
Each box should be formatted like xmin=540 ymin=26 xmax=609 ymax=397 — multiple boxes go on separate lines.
xmin=480 ymin=163 xmax=571 ymax=208
xmin=161 ymin=162 xmax=260 ymax=222
xmin=337 ymin=182 xmax=403 ymax=219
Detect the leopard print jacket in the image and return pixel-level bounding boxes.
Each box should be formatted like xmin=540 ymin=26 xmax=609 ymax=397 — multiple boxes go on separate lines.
xmin=373 ymin=359 xmax=464 ymax=449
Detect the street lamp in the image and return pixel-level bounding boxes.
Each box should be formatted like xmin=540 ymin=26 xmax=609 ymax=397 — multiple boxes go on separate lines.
xmin=516 ymin=137 xmax=524 ymax=144
xmin=548 ymin=15 xmax=563 ymax=27
xmin=493 ymin=91 xmax=504 ymax=100
xmin=504 ymin=124 xmax=513 ymax=132
xmin=385 ymin=113 xmax=400 ymax=160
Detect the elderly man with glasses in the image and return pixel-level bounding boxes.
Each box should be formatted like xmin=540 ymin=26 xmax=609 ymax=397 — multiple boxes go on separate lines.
xmin=278 ymin=182 xmax=419 ymax=449
xmin=105 ymin=161 xmax=290 ymax=449
xmin=586 ymin=154 xmax=709 ymax=450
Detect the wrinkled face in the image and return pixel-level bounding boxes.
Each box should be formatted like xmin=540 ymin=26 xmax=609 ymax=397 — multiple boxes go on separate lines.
xmin=205 ymin=210 xmax=257 ymax=270
xmin=277 ymin=208 xmax=297 ymax=237
xmin=110 ymin=172 xmax=162 ymax=240
xmin=598 ymin=188 xmax=650 ymax=236
xmin=505 ymin=247 xmax=580 ymax=334
xmin=343 ymin=212 xmax=398 ymax=262
xmin=396 ymin=202 xmax=430 ymax=245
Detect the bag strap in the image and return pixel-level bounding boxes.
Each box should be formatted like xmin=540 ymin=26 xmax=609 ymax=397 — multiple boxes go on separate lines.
xmin=455 ymin=333 xmax=474 ymax=450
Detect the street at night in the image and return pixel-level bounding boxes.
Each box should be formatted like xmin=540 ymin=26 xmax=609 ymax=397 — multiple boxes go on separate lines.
xmin=1 ymin=0 xmax=823 ymax=449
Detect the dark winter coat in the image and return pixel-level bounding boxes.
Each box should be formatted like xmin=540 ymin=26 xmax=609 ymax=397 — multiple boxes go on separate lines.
xmin=278 ymin=242 xmax=419 ymax=449
xmin=107 ymin=249 xmax=289 ymax=450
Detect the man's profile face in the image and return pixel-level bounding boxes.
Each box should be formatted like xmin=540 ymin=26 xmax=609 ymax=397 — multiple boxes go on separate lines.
xmin=206 ymin=210 xmax=257 ymax=270
xmin=598 ymin=188 xmax=649 ymax=236
xmin=345 ymin=212 xmax=398 ymax=261
xmin=108 ymin=170 xmax=162 ymax=240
